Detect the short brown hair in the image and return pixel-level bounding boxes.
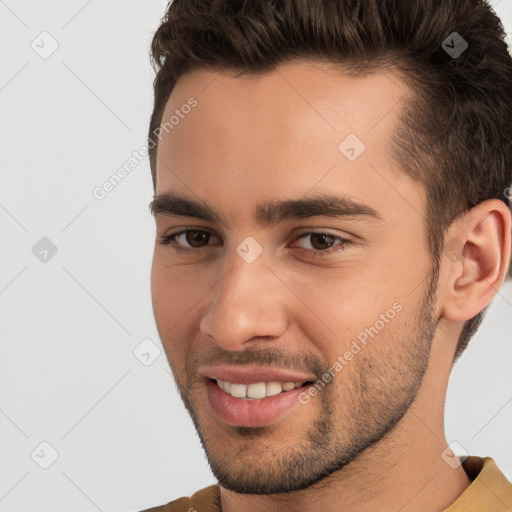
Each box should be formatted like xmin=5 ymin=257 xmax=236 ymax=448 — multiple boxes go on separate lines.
xmin=148 ymin=0 xmax=512 ymax=361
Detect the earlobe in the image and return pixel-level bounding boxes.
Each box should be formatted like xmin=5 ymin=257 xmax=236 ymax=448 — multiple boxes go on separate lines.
xmin=440 ymin=199 xmax=511 ymax=323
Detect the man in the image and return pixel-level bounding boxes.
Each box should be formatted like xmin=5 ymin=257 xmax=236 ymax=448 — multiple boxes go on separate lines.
xmin=142 ymin=0 xmax=512 ymax=510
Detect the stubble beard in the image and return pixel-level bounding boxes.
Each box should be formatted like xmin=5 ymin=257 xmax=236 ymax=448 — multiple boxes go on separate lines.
xmin=171 ymin=269 xmax=439 ymax=494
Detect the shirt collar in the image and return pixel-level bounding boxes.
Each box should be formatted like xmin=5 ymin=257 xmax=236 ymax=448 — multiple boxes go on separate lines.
xmin=445 ymin=456 xmax=512 ymax=511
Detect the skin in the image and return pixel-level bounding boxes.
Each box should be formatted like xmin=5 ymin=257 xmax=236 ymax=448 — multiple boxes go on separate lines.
xmin=150 ymin=59 xmax=511 ymax=512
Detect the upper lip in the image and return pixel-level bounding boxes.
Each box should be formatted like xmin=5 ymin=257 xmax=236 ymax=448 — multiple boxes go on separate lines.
xmin=199 ymin=365 xmax=316 ymax=385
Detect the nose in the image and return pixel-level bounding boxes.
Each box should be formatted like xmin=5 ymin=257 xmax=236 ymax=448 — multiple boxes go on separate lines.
xmin=199 ymin=250 xmax=288 ymax=351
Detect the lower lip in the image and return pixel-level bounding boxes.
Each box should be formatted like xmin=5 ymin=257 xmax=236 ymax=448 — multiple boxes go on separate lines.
xmin=205 ymin=380 xmax=310 ymax=427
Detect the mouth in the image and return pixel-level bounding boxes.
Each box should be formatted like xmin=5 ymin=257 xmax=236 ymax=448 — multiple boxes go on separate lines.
xmin=212 ymin=378 xmax=311 ymax=400
xmin=204 ymin=374 xmax=316 ymax=427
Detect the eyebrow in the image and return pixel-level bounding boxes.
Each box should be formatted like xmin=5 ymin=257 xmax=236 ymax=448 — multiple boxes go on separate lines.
xmin=149 ymin=191 xmax=382 ymax=226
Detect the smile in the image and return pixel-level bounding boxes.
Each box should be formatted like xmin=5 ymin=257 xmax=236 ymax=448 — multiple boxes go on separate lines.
xmin=215 ymin=379 xmax=306 ymax=400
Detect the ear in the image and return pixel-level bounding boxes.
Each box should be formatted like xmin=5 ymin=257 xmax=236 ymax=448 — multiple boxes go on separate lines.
xmin=439 ymin=199 xmax=511 ymax=322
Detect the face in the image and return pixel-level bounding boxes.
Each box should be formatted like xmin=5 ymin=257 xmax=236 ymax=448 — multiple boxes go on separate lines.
xmin=151 ymin=60 xmax=440 ymax=494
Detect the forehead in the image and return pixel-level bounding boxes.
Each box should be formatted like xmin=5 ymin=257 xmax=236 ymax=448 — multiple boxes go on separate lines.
xmin=155 ymin=59 xmax=418 ymax=224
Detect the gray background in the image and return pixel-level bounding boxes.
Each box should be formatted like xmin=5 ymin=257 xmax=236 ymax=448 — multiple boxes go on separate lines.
xmin=1 ymin=1 xmax=511 ymax=511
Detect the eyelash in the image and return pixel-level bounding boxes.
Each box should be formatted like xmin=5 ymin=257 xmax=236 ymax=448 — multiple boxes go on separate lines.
xmin=158 ymin=229 xmax=353 ymax=259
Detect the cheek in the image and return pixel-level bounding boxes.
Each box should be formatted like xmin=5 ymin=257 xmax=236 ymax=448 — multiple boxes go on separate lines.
xmin=151 ymin=250 xmax=208 ymax=307
xmin=282 ymin=264 xmax=389 ymax=323
xmin=278 ymin=262 xmax=413 ymax=363
xmin=150 ymin=271 xmax=189 ymax=377
xmin=151 ymin=254 xmax=192 ymax=334
xmin=150 ymin=252 xmax=212 ymax=356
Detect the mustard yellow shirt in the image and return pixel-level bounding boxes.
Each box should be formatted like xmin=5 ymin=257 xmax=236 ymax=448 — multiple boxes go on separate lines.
xmin=141 ymin=456 xmax=512 ymax=511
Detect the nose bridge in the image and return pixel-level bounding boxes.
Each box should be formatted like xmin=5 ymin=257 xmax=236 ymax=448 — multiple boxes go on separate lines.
xmin=200 ymin=245 xmax=288 ymax=350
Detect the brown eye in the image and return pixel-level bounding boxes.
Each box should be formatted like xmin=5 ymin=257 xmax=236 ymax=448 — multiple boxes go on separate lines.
xmin=185 ymin=230 xmax=210 ymax=248
xmin=291 ymin=231 xmax=353 ymax=259
xmin=159 ymin=229 xmax=221 ymax=251
xmin=295 ymin=232 xmax=338 ymax=251
xmin=308 ymin=233 xmax=336 ymax=250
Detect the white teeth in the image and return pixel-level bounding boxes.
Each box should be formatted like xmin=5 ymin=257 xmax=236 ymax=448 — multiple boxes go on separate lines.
xmin=216 ymin=379 xmax=305 ymax=399
xmin=266 ymin=381 xmax=283 ymax=397
xmin=230 ymin=383 xmax=247 ymax=398
xmin=247 ymin=382 xmax=266 ymax=399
